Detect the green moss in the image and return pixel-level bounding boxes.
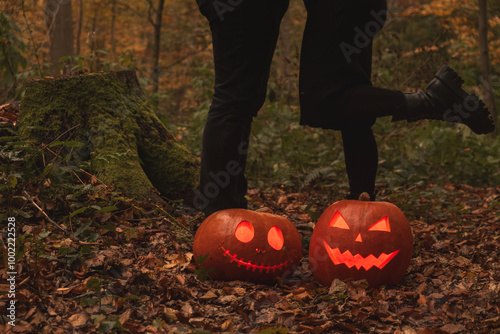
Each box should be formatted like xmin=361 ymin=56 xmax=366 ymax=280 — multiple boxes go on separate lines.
xmin=135 ymin=100 xmax=199 ymax=196
xmin=19 ymin=71 xmax=199 ymax=199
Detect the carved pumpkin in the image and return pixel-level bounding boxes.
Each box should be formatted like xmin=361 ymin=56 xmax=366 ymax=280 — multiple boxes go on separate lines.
xmin=193 ymin=209 xmax=303 ymax=283
xmin=309 ymin=194 xmax=413 ymax=287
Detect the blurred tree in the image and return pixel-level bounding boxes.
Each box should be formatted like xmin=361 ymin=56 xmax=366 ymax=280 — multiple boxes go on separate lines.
xmin=75 ymin=0 xmax=83 ymax=55
xmin=45 ymin=0 xmax=74 ymax=74
xmin=147 ymin=0 xmax=166 ymax=107
xmin=479 ymin=0 xmax=498 ymax=136
xmin=110 ymin=0 xmax=117 ymax=62
xmin=88 ymin=1 xmax=107 ymax=71
xmin=0 ymin=13 xmax=27 ymax=101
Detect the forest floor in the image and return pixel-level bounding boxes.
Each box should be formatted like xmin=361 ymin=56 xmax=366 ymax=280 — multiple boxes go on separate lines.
xmin=1 ymin=177 xmax=499 ymax=333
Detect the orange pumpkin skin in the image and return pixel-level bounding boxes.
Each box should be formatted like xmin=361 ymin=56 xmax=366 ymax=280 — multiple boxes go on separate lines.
xmin=193 ymin=209 xmax=303 ymax=283
xmin=309 ymin=200 xmax=413 ymax=287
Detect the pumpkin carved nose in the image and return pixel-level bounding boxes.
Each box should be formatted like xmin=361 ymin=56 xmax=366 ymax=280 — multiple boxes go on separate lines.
xmin=355 ymin=233 xmax=363 ymax=242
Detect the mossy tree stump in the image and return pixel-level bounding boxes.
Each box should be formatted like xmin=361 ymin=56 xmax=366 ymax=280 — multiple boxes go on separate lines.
xmin=19 ymin=70 xmax=199 ymax=200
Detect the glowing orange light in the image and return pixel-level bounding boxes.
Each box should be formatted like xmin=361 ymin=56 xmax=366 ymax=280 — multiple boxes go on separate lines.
xmin=323 ymin=239 xmax=400 ymax=270
xmin=235 ymin=221 xmax=254 ymax=243
xmin=329 ymin=211 xmax=350 ymax=229
xmin=355 ymin=233 xmax=363 ymax=242
xmin=219 ymin=246 xmax=288 ymax=273
xmin=368 ymin=217 xmax=390 ymax=232
xmin=267 ymin=226 xmax=284 ymax=251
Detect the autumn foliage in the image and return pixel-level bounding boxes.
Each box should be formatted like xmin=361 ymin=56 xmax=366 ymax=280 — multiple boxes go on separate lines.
xmin=0 ymin=0 xmax=499 ymax=333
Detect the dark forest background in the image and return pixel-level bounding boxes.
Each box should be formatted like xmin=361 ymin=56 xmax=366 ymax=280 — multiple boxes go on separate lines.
xmin=2 ymin=0 xmax=500 ymax=190
xmin=1 ymin=1 xmax=500 ymax=333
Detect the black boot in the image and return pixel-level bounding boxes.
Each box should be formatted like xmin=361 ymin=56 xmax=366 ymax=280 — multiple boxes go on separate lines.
xmin=392 ymin=65 xmax=495 ymax=135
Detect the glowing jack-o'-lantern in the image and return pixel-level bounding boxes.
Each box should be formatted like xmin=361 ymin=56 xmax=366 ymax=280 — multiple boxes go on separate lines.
xmin=309 ymin=194 xmax=413 ymax=287
xmin=193 ymin=209 xmax=302 ymax=283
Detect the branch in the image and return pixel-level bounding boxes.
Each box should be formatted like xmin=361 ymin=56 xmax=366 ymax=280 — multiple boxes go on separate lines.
xmin=146 ymin=0 xmax=156 ymax=26
xmin=23 ymin=190 xmax=99 ymax=245
xmin=23 ymin=190 xmax=68 ymax=233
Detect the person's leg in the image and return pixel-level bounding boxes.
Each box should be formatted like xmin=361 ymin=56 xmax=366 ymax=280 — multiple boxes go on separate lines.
xmin=195 ymin=0 xmax=289 ymax=216
xmin=300 ymin=0 xmax=495 ymax=134
xmin=299 ymin=0 xmax=386 ymax=199
xmin=199 ymin=110 xmax=252 ymax=215
xmin=299 ymin=0 xmax=391 ymax=130
xmin=392 ymin=65 xmax=495 ymax=134
xmin=300 ymin=0 xmax=494 ymax=200
xmin=341 ymin=122 xmax=378 ymax=200
xmin=341 ymin=67 xmax=495 ymax=135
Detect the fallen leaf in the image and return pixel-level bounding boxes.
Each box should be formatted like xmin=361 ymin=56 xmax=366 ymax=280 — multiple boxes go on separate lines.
xmin=118 ymin=309 xmax=132 ymax=325
xmin=200 ymin=290 xmax=218 ymax=299
xmin=440 ymin=324 xmax=466 ymax=333
xmin=68 ymin=313 xmax=89 ymax=327
xmin=329 ymin=278 xmax=348 ymax=296
xmin=175 ymin=274 xmax=185 ymax=285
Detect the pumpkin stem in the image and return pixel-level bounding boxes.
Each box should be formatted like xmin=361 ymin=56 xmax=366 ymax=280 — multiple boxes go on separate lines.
xmin=358 ymin=192 xmax=371 ymax=201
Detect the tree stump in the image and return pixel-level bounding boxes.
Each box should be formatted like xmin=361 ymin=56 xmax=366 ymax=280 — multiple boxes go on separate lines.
xmin=19 ymin=70 xmax=199 ymax=200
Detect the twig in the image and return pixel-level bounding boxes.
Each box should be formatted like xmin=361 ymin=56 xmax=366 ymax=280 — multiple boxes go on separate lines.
xmin=47 ymin=124 xmax=81 ymax=146
xmin=23 ymin=190 xmax=68 ymax=232
xmin=23 ymin=190 xmax=100 ymax=245
xmin=72 ymin=170 xmax=85 ymax=185
xmin=154 ymin=204 xmax=193 ymax=235
xmin=79 ymin=168 xmax=107 ymax=186
xmin=37 ymin=124 xmax=81 ymax=185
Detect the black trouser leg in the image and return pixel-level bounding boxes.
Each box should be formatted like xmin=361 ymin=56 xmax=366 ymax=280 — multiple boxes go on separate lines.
xmin=341 ymin=122 xmax=378 ymax=200
xmin=195 ymin=0 xmax=289 ymax=215
xmin=197 ymin=111 xmax=252 ymax=215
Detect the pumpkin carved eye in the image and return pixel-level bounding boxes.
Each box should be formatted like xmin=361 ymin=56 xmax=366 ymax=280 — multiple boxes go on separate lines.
xmin=328 ymin=211 xmax=350 ymax=229
xmin=267 ymin=226 xmax=284 ymax=251
xmin=235 ymin=221 xmax=254 ymax=243
xmin=368 ymin=217 xmax=390 ymax=232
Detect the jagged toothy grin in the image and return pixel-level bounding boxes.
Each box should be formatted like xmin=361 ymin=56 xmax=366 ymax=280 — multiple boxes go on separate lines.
xmin=323 ymin=240 xmax=399 ymax=270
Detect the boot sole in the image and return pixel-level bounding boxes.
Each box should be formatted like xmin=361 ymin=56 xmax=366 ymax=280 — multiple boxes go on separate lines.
xmin=433 ymin=65 xmax=495 ymax=134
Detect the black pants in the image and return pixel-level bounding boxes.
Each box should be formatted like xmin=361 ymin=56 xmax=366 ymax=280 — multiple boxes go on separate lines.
xmin=194 ymin=0 xmax=406 ymax=215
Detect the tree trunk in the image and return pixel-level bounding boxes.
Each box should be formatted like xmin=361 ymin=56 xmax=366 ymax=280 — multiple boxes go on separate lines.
xmin=478 ymin=0 xmax=498 ymax=137
xmin=19 ymin=71 xmax=199 ymax=200
xmin=110 ymin=0 xmax=117 ymax=62
xmin=76 ymin=0 xmax=83 ymax=55
xmin=89 ymin=7 xmax=106 ymax=72
xmin=149 ymin=0 xmax=165 ymax=108
xmin=46 ymin=0 xmax=74 ymax=74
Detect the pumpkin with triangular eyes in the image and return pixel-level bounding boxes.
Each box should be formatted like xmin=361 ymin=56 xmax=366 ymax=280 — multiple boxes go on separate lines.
xmin=309 ymin=195 xmax=413 ymax=287
xmin=193 ymin=209 xmax=303 ymax=283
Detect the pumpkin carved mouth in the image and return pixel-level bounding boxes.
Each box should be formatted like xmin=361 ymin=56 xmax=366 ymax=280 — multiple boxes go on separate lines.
xmin=323 ymin=240 xmax=400 ymax=270
xmin=219 ymin=246 xmax=288 ymax=273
